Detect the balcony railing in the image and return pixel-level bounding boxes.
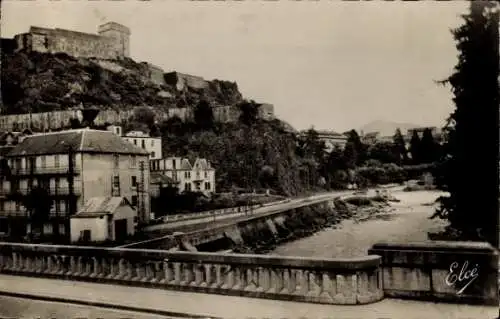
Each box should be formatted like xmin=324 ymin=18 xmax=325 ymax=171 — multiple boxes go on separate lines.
xmin=4 ymin=187 xmax=81 ymax=196
xmin=0 ymin=210 xmax=70 ymax=218
xmin=8 ymin=166 xmax=80 ymax=176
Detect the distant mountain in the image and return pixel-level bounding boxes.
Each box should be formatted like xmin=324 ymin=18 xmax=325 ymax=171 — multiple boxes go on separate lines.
xmin=358 ymin=120 xmax=423 ymax=137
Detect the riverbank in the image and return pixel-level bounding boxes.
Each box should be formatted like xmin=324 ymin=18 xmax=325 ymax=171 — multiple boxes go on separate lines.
xmin=230 ymin=190 xmax=402 ymax=255
xmin=270 ymin=189 xmax=448 ymax=258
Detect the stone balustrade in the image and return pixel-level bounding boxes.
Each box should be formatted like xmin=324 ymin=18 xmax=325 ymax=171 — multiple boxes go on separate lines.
xmin=369 ymin=241 xmax=499 ymax=306
xmin=0 ymin=243 xmax=383 ymax=305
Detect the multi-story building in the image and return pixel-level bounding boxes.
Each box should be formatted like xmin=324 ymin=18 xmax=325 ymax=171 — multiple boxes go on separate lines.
xmin=121 ymin=130 xmax=162 ymax=160
xmin=299 ymin=129 xmax=348 ymax=153
xmin=0 ymin=128 xmax=150 ymax=239
xmin=150 ymin=157 xmax=215 ymax=195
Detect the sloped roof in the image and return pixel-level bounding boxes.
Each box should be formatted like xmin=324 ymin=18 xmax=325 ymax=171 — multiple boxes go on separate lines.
xmin=180 ymin=158 xmax=192 ymax=170
xmin=7 ymin=128 xmax=149 ymax=156
xmin=72 ymin=196 xmax=132 ymax=218
xmin=150 ymin=172 xmax=177 ymax=185
xmin=193 ymin=158 xmax=212 ymax=170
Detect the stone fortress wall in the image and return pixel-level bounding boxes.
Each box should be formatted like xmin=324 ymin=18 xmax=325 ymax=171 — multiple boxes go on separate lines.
xmin=14 ymin=22 xmax=130 ymax=60
xmin=0 ymin=104 xmax=275 ymax=132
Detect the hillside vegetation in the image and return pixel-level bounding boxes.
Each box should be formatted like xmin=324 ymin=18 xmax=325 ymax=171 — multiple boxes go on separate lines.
xmin=1 ymin=51 xmax=242 ymax=114
xmin=1 ymin=50 xmax=436 ymax=196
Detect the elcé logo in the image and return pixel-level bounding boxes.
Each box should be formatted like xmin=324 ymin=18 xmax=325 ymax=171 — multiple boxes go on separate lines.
xmin=445 ymin=261 xmax=479 ymax=295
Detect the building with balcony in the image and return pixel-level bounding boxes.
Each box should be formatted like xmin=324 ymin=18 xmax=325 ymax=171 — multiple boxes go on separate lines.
xmin=109 ymin=128 xmax=162 ymax=160
xmin=150 ymin=157 xmax=215 ymax=195
xmin=0 ymin=128 xmax=151 ymax=240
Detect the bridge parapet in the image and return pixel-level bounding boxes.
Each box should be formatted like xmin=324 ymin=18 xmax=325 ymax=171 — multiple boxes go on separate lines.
xmin=0 ymin=243 xmax=383 ymax=305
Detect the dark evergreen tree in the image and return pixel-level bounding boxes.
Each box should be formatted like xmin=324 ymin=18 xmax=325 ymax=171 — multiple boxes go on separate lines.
xmin=409 ymin=131 xmax=421 ymax=164
xmin=433 ymin=1 xmax=499 ymax=247
xmin=393 ymin=128 xmax=408 ymax=164
xmin=194 ymin=100 xmax=215 ymax=130
xmin=419 ymin=128 xmax=439 ymax=164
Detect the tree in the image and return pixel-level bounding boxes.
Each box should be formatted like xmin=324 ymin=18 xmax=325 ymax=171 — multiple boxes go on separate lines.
xmin=409 ymin=131 xmax=421 ymax=164
xmin=393 ymin=128 xmax=408 ymax=164
xmin=259 ymin=165 xmax=275 ymax=189
xmin=238 ymin=100 xmax=259 ymax=126
xmin=193 ymin=100 xmax=215 ymax=130
xmin=133 ymin=106 xmax=156 ymax=128
xmin=433 ymin=1 xmax=499 ymax=246
xmin=343 ymin=130 xmax=367 ymax=167
xmin=22 ymin=186 xmax=53 ymax=239
xmin=419 ymin=128 xmax=439 ymax=164
xmin=368 ymin=141 xmax=399 ymax=164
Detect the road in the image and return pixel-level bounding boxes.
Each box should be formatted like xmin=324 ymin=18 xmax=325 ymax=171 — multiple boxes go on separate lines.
xmin=0 ymin=295 xmax=187 ymax=319
xmin=271 ymin=189 xmax=449 ymax=258
xmin=146 ymin=191 xmax=352 ymax=235
xmin=126 ymin=190 xmax=356 ymax=247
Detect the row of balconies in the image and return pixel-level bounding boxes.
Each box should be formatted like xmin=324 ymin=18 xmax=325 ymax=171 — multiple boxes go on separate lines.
xmin=0 ymin=187 xmax=81 ymax=197
xmin=6 ymin=166 xmax=81 ymax=176
xmin=0 ymin=210 xmax=70 ymax=218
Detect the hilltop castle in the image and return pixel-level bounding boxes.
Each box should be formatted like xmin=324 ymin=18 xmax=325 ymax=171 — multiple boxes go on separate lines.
xmin=13 ymin=22 xmax=130 ymax=60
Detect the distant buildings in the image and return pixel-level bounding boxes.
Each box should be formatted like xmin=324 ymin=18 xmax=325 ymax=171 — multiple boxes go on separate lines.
xmin=150 ymin=157 xmax=215 ymax=195
xmin=299 ymin=130 xmax=348 ymax=153
xmin=122 ymin=131 xmax=162 ymax=160
xmin=0 ymin=128 xmax=151 ymax=240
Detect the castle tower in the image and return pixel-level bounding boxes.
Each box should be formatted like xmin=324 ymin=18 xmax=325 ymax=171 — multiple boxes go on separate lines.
xmin=97 ymin=22 xmax=130 ymax=58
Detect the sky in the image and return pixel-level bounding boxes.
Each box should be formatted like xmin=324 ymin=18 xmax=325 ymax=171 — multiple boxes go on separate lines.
xmin=2 ymin=0 xmax=469 ymax=132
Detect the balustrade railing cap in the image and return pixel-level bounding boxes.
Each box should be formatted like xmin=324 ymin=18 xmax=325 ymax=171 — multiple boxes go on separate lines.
xmin=370 ymin=241 xmax=497 ymax=253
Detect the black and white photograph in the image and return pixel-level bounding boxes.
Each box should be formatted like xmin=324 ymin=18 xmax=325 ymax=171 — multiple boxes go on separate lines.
xmin=0 ymin=1 xmax=498 ymax=318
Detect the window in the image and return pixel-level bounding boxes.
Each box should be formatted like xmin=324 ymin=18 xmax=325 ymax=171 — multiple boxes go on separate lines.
xmin=196 ymin=171 xmax=200 ymax=179
xmin=172 ymin=160 xmax=176 ymax=169
xmin=205 ymin=172 xmax=208 ymax=178
xmin=54 ymin=178 xmax=60 ymax=193
xmin=134 ymin=139 xmax=137 ymax=145
xmin=151 ymin=140 xmax=154 ymax=147
xmin=54 ymin=155 xmax=60 ymax=168
xmin=81 ymin=230 xmax=91 ymax=242
xmin=131 ymin=176 xmax=137 ymax=188
xmin=130 ymin=155 xmax=137 ymax=167
xmin=131 ymin=195 xmax=138 ymax=206
xmin=151 ymin=152 xmax=155 ymax=158
xmin=141 ymin=140 xmax=145 ymax=149
xmin=185 ymin=183 xmax=191 ymax=191
xmin=41 ymin=156 xmax=46 ymax=168
xmin=113 ymin=176 xmax=120 ymax=188
xmin=0 ymin=218 xmax=7 ymax=233
xmin=205 ymin=182 xmax=211 ymax=190
xmin=184 ymin=171 xmax=191 ymax=179
xmin=113 ymin=155 xmax=119 ymax=168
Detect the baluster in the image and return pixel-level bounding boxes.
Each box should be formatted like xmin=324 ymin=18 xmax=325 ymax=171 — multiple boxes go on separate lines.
xmin=44 ymin=255 xmax=53 ymax=274
xmin=173 ymin=262 xmax=181 ymax=285
xmin=244 ymin=267 xmax=257 ymax=292
xmin=3 ymin=254 xmax=13 ymax=271
xmin=257 ymin=267 xmax=271 ymax=293
xmin=89 ymin=257 xmax=98 ymax=278
xmin=117 ymin=258 xmax=128 ymax=280
xmin=150 ymin=261 xmax=163 ymax=283
xmin=0 ymin=253 xmax=4 ymax=271
xmin=182 ymin=263 xmax=194 ymax=286
xmin=319 ymin=272 xmax=335 ymax=303
xmin=52 ymin=255 xmax=62 ymax=275
xmin=192 ymin=263 xmax=204 ymax=287
xmin=73 ymin=256 xmax=83 ymax=276
xmin=105 ymin=258 xmax=115 ymax=279
xmin=141 ymin=262 xmax=152 ymax=282
xmin=232 ymin=267 xmax=244 ymax=291
xmin=210 ymin=264 xmax=221 ymax=289
xmin=66 ymin=256 xmax=77 ymax=276
xmin=17 ymin=254 xmax=25 ymax=271
xmin=285 ymin=269 xmax=298 ymax=294
xmin=280 ymin=268 xmax=291 ymax=294
xmin=220 ymin=265 xmax=234 ymax=290
xmin=306 ymin=271 xmax=321 ymax=299
xmin=161 ymin=260 xmax=173 ymax=284
xmin=57 ymin=255 xmax=67 ymax=275
xmin=11 ymin=252 xmax=19 ymax=271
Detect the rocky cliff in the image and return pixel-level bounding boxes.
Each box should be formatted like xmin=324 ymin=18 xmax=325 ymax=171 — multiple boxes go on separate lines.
xmin=1 ymin=50 xmax=242 ymax=115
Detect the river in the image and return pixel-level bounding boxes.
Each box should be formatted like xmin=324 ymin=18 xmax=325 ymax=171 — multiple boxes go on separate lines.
xmin=269 ymin=190 xmax=449 ymax=258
